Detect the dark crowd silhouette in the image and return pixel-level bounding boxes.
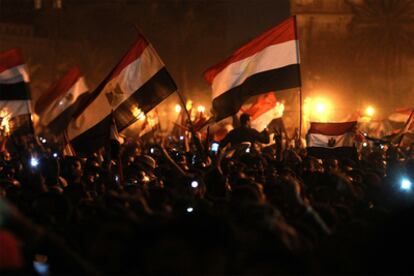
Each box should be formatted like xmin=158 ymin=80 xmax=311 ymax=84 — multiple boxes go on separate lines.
xmin=0 ymin=116 xmax=414 ymax=275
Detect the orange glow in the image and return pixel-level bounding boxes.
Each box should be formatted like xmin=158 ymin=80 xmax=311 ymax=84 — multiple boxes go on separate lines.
xmin=186 ymin=100 xmax=193 ymax=111
xmin=365 ymin=106 xmax=375 ymax=117
xmin=0 ymin=109 xmax=11 ymax=135
xmin=197 ymin=105 xmax=205 ymax=113
xmin=132 ymin=106 xmax=145 ymax=121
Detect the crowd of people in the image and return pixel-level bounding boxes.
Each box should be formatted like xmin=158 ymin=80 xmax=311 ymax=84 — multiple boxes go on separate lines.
xmin=0 ymin=113 xmax=414 ymax=275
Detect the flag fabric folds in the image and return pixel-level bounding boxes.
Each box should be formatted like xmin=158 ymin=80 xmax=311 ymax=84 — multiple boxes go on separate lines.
xmin=35 ymin=67 xmax=90 ymax=134
xmin=240 ymin=92 xmax=283 ymax=130
xmin=204 ymin=16 xmax=301 ymax=122
xmin=138 ymin=111 xmax=160 ymax=141
xmin=67 ymin=33 xmax=177 ymax=155
xmin=0 ymin=48 xmax=33 ymax=136
xmin=306 ymin=121 xmax=357 ymax=159
xmin=391 ymin=109 xmax=414 ymax=146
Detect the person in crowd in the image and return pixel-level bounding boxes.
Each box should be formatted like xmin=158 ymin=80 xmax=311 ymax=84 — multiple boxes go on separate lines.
xmin=0 ymin=128 xmax=413 ymax=275
xmin=220 ymin=113 xmax=270 ymax=148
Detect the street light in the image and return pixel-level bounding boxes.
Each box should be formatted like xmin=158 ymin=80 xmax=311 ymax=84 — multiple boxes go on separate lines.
xmin=365 ymin=106 xmax=375 ymax=117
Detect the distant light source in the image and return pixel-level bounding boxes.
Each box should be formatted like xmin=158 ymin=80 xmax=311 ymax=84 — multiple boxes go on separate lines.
xmin=197 ymin=105 xmax=205 ymax=113
xmin=186 ymin=207 xmax=194 ymax=213
xmin=186 ymin=100 xmax=193 ymax=111
xmin=315 ymin=102 xmax=326 ymax=114
xmin=401 ymin=178 xmax=412 ymax=191
xmin=191 ymin=180 xmax=199 ymax=188
xmin=132 ymin=106 xmax=145 ymax=120
xmin=30 ymin=157 xmax=39 ymax=168
xmin=365 ymin=106 xmax=375 ymax=117
xmin=175 ymin=104 xmax=182 ymax=113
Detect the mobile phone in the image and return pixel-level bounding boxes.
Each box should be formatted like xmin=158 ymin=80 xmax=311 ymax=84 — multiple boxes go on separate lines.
xmin=33 ymin=261 xmax=49 ymax=276
xmin=211 ymin=142 xmax=219 ymax=153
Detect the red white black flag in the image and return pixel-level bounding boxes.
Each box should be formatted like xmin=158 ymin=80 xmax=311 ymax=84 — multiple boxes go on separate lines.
xmin=35 ymin=67 xmax=90 ymax=134
xmin=306 ymin=121 xmax=358 ymax=159
xmin=204 ymin=16 xmax=301 ymax=122
xmin=0 ymin=48 xmax=33 ymax=136
xmin=67 ymin=33 xmax=177 ymax=155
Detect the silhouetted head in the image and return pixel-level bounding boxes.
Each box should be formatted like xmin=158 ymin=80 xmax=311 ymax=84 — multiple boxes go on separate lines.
xmin=240 ymin=113 xmax=251 ymax=127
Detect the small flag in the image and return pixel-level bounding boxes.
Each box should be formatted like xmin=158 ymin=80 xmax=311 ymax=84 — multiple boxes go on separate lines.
xmin=67 ymin=33 xmax=177 ymax=155
xmin=204 ymin=16 xmax=300 ymax=122
xmin=306 ymin=121 xmax=357 ymax=159
xmin=35 ymin=67 xmax=90 ymax=134
xmin=0 ymin=48 xmax=33 ymax=136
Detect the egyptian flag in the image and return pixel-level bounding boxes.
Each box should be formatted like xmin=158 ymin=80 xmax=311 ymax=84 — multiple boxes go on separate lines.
xmin=391 ymin=109 xmax=414 ymax=146
xmin=388 ymin=108 xmax=413 ymax=130
xmin=204 ymin=16 xmax=301 ymax=122
xmin=35 ymin=67 xmax=90 ymax=134
xmin=0 ymin=48 xmax=33 ymax=136
xmin=67 ymin=33 xmax=177 ymax=155
xmin=240 ymin=92 xmax=283 ymax=130
xmin=306 ymin=121 xmax=357 ymax=160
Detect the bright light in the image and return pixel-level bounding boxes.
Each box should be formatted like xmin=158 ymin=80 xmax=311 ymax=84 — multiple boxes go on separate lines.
xmin=132 ymin=106 xmax=145 ymax=121
xmin=186 ymin=207 xmax=194 ymax=213
xmin=30 ymin=157 xmax=39 ymax=167
xmin=365 ymin=106 xmax=375 ymax=117
xmin=401 ymin=178 xmax=412 ymax=191
xmin=186 ymin=100 xmax=193 ymax=111
xmin=0 ymin=109 xmax=11 ymax=135
xmin=197 ymin=105 xmax=205 ymax=113
xmin=175 ymin=104 xmax=182 ymax=113
xmin=191 ymin=180 xmax=199 ymax=188
xmin=305 ymin=97 xmax=332 ymax=123
xmin=315 ymin=102 xmax=326 ymax=114
xmin=362 ymin=142 xmax=368 ymax=147
xmin=275 ymin=102 xmax=285 ymax=118
xmin=53 ymin=153 xmax=58 ymax=158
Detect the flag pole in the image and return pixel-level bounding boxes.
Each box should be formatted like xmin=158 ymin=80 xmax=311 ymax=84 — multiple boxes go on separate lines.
xmin=293 ymin=15 xmax=303 ymax=138
xmin=176 ymin=89 xmax=205 ymax=157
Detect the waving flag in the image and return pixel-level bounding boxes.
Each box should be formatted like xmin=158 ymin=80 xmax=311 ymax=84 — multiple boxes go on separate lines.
xmin=35 ymin=67 xmax=90 ymax=134
xmin=204 ymin=16 xmax=301 ymax=122
xmin=67 ymin=33 xmax=177 ymax=155
xmin=240 ymin=92 xmax=283 ymax=130
xmin=391 ymin=109 xmax=414 ymax=146
xmin=307 ymin=121 xmax=357 ymax=159
xmin=0 ymin=48 xmax=33 ymax=136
